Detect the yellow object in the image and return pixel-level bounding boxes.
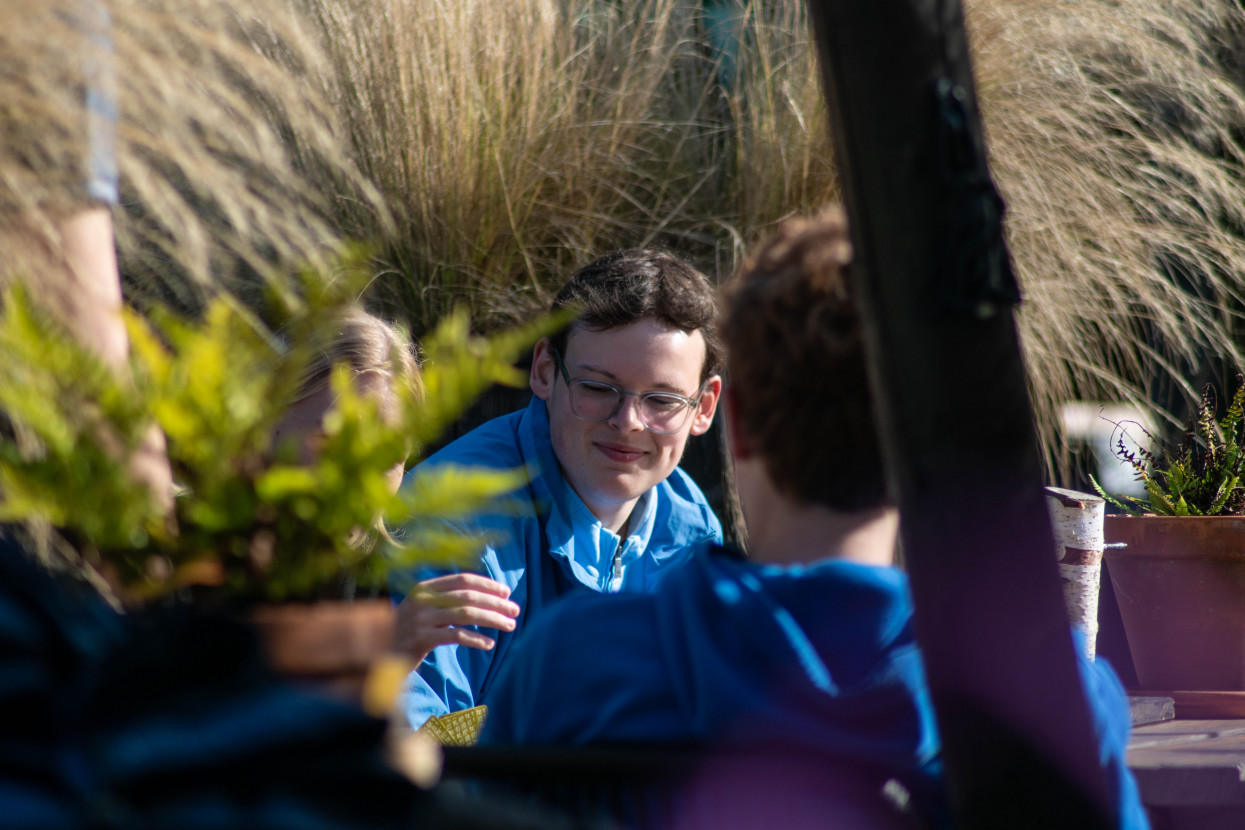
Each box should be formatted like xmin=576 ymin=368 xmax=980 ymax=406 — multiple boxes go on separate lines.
xmin=416 ymin=705 xmax=488 ymax=746
xmin=362 ymin=654 xmax=415 ymax=719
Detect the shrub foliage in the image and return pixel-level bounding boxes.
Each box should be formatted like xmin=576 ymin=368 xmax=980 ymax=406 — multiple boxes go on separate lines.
xmin=1094 ymin=379 xmax=1245 ymax=516
xmin=0 ymin=257 xmax=562 ymax=602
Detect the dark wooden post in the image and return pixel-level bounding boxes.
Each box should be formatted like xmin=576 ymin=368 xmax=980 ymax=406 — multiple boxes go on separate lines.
xmin=805 ymin=1 xmax=1116 ymax=827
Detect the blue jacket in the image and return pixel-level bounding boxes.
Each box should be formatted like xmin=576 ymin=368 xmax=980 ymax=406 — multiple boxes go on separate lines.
xmin=399 ymin=397 xmax=723 ymax=727
xmin=482 ymin=546 xmax=1149 ymax=830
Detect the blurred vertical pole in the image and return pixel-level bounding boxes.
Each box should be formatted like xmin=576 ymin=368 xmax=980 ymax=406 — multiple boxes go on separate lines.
xmin=805 ymin=2 xmax=1116 ymax=828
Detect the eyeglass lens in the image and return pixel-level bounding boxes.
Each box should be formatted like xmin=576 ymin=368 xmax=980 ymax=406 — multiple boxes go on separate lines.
xmin=569 ymin=380 xmax=693 ymax=433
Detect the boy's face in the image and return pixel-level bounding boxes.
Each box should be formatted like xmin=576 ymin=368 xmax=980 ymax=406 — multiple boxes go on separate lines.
xmin=530 ymin=318 xmax=720 ymax=527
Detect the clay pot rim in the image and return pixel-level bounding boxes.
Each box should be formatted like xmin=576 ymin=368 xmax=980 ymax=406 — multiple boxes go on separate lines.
xmin=1105 ymin=514 xmax=1245 ymax=562
xmin=1104 ymin=514 xmax=1245 ymax=521
xmin=1105 ymin=549 xmax=1245 ymax=561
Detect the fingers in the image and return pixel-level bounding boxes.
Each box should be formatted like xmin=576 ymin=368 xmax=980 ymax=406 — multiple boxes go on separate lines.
xmin=412 ymin=581 xmax=520 ymax=620
xmin=395 ymin=574 xmax=521 ymax=665
xmin=416 ymin=572 xmax=514 ymax=598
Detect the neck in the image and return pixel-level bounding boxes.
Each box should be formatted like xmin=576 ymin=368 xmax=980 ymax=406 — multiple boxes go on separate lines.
xmin=597 ymin=499 xmax=638 ymax=536
xmin=738 ymin=461 xmax=898 ymax=567
xmin=576 ymin=493 xmax=638 ymax=536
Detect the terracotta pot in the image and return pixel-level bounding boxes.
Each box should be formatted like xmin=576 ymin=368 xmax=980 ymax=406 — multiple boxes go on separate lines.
xmin=1103 ymin=515 xmax=1245 ymax=691
xmin=250 ymin=599 xmax=395 ymax=702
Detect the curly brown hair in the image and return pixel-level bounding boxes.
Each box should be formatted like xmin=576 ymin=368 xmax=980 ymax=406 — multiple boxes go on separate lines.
xmin=550 ymin=249 xmax=723 ymax=383
xmin=722 ymin=208 xmax=888 ymax=511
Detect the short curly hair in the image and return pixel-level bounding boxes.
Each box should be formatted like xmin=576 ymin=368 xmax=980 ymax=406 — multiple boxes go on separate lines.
xmin=722 ymin=208 xmax=889 ymax=511
xmin=550 ymin=249 xmax=723 ymax=383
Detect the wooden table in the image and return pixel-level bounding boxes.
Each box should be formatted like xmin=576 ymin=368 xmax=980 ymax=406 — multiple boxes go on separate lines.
xmin=1128 ymin=719 xmax=1245 ymax=830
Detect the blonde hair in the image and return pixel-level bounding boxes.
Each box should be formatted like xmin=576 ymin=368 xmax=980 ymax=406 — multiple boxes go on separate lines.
xmin=292 ymin=307 xmax=422 ymax=418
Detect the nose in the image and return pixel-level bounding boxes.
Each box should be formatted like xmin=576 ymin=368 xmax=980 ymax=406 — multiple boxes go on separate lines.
xmin=607 ymin=392 xmax=645 ymax=432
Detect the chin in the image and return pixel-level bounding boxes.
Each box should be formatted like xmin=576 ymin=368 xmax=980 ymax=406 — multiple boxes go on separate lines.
xmin=609 ymin=477 xmax=663 ymax=504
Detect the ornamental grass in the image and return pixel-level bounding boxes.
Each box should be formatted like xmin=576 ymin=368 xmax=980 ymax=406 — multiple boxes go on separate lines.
xmin=6 ymin=0 xmax=1245 ymax=482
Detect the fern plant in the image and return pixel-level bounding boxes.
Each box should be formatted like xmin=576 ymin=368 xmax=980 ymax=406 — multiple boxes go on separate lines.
xmin=0 ymin=256 xmax=564 ymax=604
xmin=1092 ymin=380 xmax=1245 ymax=517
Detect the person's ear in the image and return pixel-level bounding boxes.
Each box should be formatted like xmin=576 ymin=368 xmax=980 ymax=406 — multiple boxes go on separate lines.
xmin=530 ymin=338 xmax=556 ymax=400
xmin=688 ymin=374 xmax=722 ymax=437
xmin=724 ymin=385 xmax=752 ymax=459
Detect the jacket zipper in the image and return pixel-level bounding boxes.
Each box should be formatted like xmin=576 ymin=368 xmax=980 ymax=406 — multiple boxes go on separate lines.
xmin=609 ymin=537 xmax=624 ymax=590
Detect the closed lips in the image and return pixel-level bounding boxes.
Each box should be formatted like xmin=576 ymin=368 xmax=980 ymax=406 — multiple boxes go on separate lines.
xmin=597 ymin=443 xmax=644 ymax=461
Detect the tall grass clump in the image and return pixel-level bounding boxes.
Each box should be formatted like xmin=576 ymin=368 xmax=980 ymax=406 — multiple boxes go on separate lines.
xmin=12 ymin=0 xmax=1245 ymax=486
xmin=1 ymin=0 xmax=384 ymax=316
xmin=967 ymin=0 xmax=1245 ymax=477
xmin=716 ymin=1 xmax=837 ymax=261
xmin=298 ymin=0 xmax=839 ymax=333
xmin=302 ymin=0 xmax=709 ymax=330
xmin=301 ymin=0 xmax=1245 ymax=483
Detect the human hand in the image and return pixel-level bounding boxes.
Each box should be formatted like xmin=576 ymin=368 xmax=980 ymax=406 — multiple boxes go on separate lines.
xmin=394 ymin=573 xmax=520 ymax=667
xmin=132 ymin=422 xmax=174 ymax=513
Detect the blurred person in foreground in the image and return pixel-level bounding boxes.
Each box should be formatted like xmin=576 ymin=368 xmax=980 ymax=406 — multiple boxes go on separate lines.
xmin=480 ymin=209 xmax=1148 ymax=830
xmin=1 ymin=1 xmax=173 ymax=506
xmin=395 ymin=250 xmax=724 ymax=729
xmin=272 ymin=307 xmax=422 ymax=498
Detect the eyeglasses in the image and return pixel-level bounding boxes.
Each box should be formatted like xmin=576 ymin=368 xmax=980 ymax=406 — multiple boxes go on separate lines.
xmin=551 ymin=346 xmax=704 ymax=434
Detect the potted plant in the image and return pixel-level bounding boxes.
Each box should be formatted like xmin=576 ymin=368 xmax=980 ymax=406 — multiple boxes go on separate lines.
xmin=0 ymin=258 xmax=556 ymax=706
xmin=1093 ymin=379 xmax=1245 ymax=692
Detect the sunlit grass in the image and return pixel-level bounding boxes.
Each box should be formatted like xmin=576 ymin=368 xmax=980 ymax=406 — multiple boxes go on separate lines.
xmin=1 ymin=0 xmax=383 ymax=315
xmin=7 ymin=0 xmax=1245 ymax=482
xmin=970 ymin=0 xmax=1245 ymax=475
xmin=298 ymin=0 xmax=837 ymax=330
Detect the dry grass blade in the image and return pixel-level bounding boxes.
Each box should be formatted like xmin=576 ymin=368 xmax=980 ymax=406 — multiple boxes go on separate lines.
xmin=9 ymin=0 xmax=1245 ymax=486
xmin=298 ymin=0 xmax=839 ymax=334
xmin=1 ymin=0 xmax=385 ymax=315
xmin=969 ymin=0 xmax=1245 ymax=477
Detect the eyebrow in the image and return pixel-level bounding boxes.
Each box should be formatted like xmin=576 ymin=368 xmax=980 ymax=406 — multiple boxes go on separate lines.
xmin=572 ymin=361 xmax=693 ymax=396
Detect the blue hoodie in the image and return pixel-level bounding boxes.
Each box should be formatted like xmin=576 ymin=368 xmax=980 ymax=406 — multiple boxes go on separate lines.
xmin=481 ymin=546 xmax=1149 ymax=830
xmin=398 ymin=397 xmax=722 ymax=727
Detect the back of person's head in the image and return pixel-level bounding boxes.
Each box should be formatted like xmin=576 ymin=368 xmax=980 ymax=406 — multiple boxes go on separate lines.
xmin=550 ymin=249 xmax=723 ymax=382
xmin=722 ymin=207 xmax=889 ymax=512
xmin=294 ymin=307 xmax=422 ymax=421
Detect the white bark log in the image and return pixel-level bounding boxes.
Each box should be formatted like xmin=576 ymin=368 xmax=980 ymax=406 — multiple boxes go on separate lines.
xmin=1044 ymin=486 xmax=1104 ymax=661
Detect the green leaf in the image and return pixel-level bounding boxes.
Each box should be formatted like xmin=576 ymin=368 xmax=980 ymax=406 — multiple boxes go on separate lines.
xmin=256 ymin=466 xmax=321 ymax=500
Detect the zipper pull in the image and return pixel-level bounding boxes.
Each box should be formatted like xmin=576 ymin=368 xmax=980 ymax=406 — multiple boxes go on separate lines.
xmin=610 ymin=538 xmax=624 ymax=587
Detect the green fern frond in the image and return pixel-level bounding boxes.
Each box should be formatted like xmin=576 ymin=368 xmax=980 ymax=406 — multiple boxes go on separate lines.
xmin=1099 ymin=378 xmax=1245 ymax=517
xmin=1089 ymin=474 xmax=1142 ymax=516
xmin=0 ymin=248 xmax=551 ymax=602
xmin=1144 ymin=479 xmax=1179 ymax=515
xmin=1222 ymin=377 xmax=1245 ymax=438
xmin=1208 ymin=475 xmax=1240 ymax=515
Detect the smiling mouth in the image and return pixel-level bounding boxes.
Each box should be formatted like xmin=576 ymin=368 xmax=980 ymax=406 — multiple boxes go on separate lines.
xmin=596 ymin=443 xmax=645 ymax=463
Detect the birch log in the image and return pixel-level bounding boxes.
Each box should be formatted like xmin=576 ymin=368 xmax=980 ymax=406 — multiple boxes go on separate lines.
xmin=1045 ymin=487 xmax=1104 ymax=660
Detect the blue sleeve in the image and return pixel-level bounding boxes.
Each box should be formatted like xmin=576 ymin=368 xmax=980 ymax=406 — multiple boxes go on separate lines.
xmin=80 ymin=0 xmax=119 ymax=206
xmin=481 ymin=592 xmax=683 ymax=746
xmin=398 ymin=540 xmax=507 ymax=729
xmin=396 ymin=521 xmax=519 ymax=729
xmin=1077 ymin=644 xmax=1150 ymax=830
xmin=404 ymin=644 xmax=474 ymax=726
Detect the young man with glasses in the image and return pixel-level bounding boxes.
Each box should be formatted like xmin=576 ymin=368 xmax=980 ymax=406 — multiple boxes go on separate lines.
xmin=479 ymin=211 xmax=1148 ymax=829
xmin=395 ymin=250 xmax=724 ymax=729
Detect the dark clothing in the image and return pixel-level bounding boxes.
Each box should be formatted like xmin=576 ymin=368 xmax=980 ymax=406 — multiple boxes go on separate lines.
xmin=482 ymin=545 xmax=1148 ymax=830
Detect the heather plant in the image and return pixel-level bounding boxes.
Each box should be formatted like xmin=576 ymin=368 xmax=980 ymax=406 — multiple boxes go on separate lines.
xmin=1092 ymin=380 xmax=1245 ymax=516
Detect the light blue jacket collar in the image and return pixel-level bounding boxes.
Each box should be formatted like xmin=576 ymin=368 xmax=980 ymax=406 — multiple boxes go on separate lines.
xmin=519 ymin=398 xmax=659 ymax=590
